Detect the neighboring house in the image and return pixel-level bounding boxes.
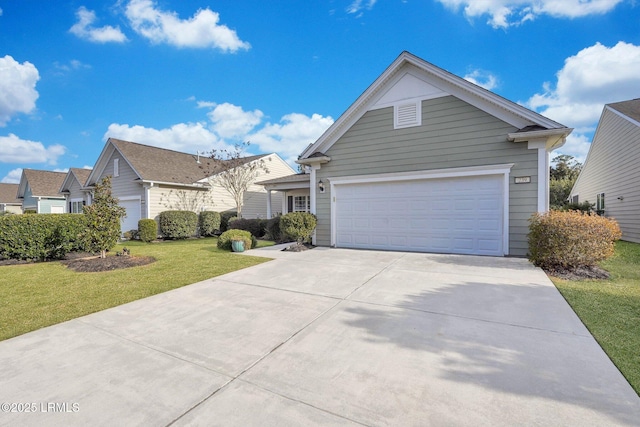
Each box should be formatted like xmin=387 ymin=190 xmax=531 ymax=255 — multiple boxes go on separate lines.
xmin=59 ymin=168 xmax=93 ymax=213
xmin=16 ymin=169 xmax=67 ymax=214
xmin=263 ymin=52 xmax=572 ymax=257
xmin=0 ymin=183 xmax=22 ymax=214
xmin=570 ymin=98 xmax=640 ymax=243
xmin=257 ymin=172 xmax=311 ymax=217
xmin=85 ymin=138 xmax=294 ymax=233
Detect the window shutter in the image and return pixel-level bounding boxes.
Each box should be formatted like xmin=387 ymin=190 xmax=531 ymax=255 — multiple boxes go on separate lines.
xmin=287 ymin=196 xmax=293 ymax=213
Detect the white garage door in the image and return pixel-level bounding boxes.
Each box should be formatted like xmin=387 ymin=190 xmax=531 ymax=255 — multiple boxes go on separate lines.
xmin=335 ymin=175 xmax=504 ymax=256
xmin=120 ymin=199 xmax=141 ymax=234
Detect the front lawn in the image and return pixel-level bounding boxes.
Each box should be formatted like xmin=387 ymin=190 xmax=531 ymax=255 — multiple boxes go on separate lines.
xmin=551 ymin=240 xmax=640 ymax=395
xmin=0 ymin=238 xmax=272 ymax=341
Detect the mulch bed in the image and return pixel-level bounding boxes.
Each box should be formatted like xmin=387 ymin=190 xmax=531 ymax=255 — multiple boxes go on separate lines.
xmin=281 ymin=242 xmax=316 ymax=252
xmin=61 ymin=255 xmax=156 ymax=272
xmin=543 ymin=265 xmax=611 ymax=281
xmin=0 ymin=252 xmax=155 ymax=272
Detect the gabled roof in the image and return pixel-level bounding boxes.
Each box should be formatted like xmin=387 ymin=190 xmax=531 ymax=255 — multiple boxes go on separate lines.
xmin=0 ymin=183 xmax=20 ymax=205
xmin=300 ymin=51 xmax=571 ymax=160
xmin=608 ymin=98 xmax=640 ymax=124
xmin=87 ymin=138 xmax=270 ymax=187
xmin=17 ymin=169 xmax=67 ymax=199
xmin=60 ymin=168 xmax=93 ymax=193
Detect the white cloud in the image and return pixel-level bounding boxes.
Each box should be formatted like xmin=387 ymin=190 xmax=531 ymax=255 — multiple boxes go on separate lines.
xmin=124 ymin=0 xmax=250 ymax=51
xmin=208 ymin=103 xmax=264 ymax=139
xmin=0 ymin=55 xmax=39 ymax=126
xmin=0 ymin=134 xmax=66 ymax=164
xmin=347 ymin=0 xmax=378 ymax=14
xmin=104 ymin=122 xmax=223 ymax=153
xmin=248 ymin=113 xmax=334 ymax=165
xmin=552 ymin=133 xmax=592 ymax=164
xmin=70 ymin=6 xmax=128 ymax=43
xmin=1 ymin=168 xmax=23 ymax=184
xmin=436 ymin=0 xmax=623 ymax=28
xmin=464 ymin=69 xmax=498 ymax=90
xmin=526 ymin=41 xmax=640 ymax=132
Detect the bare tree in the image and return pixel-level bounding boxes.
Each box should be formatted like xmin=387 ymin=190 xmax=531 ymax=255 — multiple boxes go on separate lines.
xmin=207 ymin=142 xmax=270 ymax=218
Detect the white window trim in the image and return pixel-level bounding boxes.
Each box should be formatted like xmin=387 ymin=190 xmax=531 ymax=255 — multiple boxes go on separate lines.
xmin=70 ymin=198 xmax=83 ymax=214
xmin=328 ymin=163 xmax=514 ymax=255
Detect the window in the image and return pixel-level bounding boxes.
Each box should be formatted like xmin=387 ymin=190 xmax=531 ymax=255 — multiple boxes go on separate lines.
xmin=571 ymin=195 xmax=579 ymax=204
xmin=294 ymin=196 xmax=310 ymax=212
xmin=113 ymin=158 xmax=119 ymax=177
xmin=596 ymin=193 xmax=605 ymax=212
xmin=70 ymin=200 xmax=85 ymax=213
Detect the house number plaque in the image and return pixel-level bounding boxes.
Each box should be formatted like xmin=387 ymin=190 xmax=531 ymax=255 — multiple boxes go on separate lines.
xmin=514 ymin=176 xmax=531 ymax=184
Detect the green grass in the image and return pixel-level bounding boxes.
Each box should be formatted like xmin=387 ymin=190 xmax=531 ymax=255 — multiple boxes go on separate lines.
xmin=0 ymin=238 xmax=273 ymax=341
xmin=551 ymin=240 xmax=640 ymax=395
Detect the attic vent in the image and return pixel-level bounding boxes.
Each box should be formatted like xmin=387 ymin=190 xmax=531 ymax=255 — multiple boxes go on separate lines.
xmin=394 ymin=100 xmax=421 ymax=129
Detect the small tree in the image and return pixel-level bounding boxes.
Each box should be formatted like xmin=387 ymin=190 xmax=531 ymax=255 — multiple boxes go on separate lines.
xmin=549 ymin=155 xmax=582 ymax=210
xmin=207 ymin=142 xmax=270 ymax=218
xmin=81 ymin=176 xmax=126 ymax=258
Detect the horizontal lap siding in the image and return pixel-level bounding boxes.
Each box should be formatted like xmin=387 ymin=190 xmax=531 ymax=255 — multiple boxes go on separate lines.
xmin=572 ymin=110 xmax=640 ymax=243
xmin=316 ymin=96 xmax=539 ymax=256
xmin=102 ymin=152 xmax=145 ymax=203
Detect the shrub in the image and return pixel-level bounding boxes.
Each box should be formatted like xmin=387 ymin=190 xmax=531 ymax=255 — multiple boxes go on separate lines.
xmin=528 ymin=210 xmax=622 ymax=269
xmin=220 ymin=211 xmax=238 ymax=232
xmin=123 ymin=229 xmax=139 ymax=240
xmin=138 ymin=219 xmax=157 ymax=243
xmin=158 ymin=211 xmax=198 ymax=239
xmin=559 ymin=201 xmax=594 ymax=213
xmin=216 ymin=229 xmax=256 ymax=251
xmin=280 ymin=212 xmax=317 ymax=244
xmin=228 ymin=218 xmax=267 ymax=238
xmin=265 ymin=216 xmax=287 ymax=242
xmin=0 ymin=214 xmax=86 ymax=261
xmin=198 ymin=211 xmax=221 ymax=237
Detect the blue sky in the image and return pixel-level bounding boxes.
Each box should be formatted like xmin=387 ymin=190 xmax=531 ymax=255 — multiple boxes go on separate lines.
xmin=1 ymin=0 xmax=639 ymax=183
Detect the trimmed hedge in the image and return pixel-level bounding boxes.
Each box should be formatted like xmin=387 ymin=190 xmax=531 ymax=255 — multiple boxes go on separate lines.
xmin=216 ymin=229 xmax=257 ymax=251
xmin=265 ymin=216 xmax=286 ymax=242
xmin=220 ymin=211 xmax=238 ymax=232
xmin=138 ymin=219 xmax=158 ymax=242
xmin=198 ymin=211 xmax=221 ymax=237
xmin=528 ymin=210 xmax=622 ymax=269
xmin=228 ymin=218 xmax=267 ymax=238
xmin=158 ymin=211 xmax=198 ymax=239
xmin=280 ymin=212 xmax=317 ymax=243
xmin=0 ymin=214 xmax=87 ymax=261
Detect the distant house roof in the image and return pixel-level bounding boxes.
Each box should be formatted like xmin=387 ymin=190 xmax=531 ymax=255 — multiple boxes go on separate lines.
xmin=18 ymin=169 xmax=67 ymax=198
xmin=60 ymin=168 xmax=93 ymax=194
xmin=0 ymin=183 xmax=20 ymax=205
xmin=608 ymin=98 xmax=640 ymax=123
xmin=87 ymin=138 xmax=269 ymax=187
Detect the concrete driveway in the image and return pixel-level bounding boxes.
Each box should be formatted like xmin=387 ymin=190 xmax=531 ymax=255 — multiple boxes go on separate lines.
xmin=1 ymin=247 xmax=639 ymax=426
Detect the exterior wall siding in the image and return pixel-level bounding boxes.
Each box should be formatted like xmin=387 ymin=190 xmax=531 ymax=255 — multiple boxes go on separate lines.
xmin=100 ymin=151 xmax=145 ymax=215
xmin=316 ymin=96 xmax=540 ymax=256
xmin=21 ymin=185 xmax=37 ymax=211
xmin=38 ymin=198 xmax=66 ymax=214
xmin=571 ymin=109 xmax=640 ymax=243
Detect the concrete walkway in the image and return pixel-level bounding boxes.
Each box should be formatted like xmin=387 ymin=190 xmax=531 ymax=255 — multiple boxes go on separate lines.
xmin=1 ymin=247 xmax=639 ymax=426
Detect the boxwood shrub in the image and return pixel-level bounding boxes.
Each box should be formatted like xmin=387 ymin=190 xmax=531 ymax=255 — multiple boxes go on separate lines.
xmin=528 ymin=210 xmax=622 ymax=269
xmin=216 ymin=229 xmax=256 ymax=251
xmin=138 ymin=219 xmax=158 ymax=242
xmin=158 ymin=210 xmax=198 ymax=240
xmin=220 ymin=211 xmax=238 ymax=232
xmin=265 ymin=216 xmax=287 ymax=242
xmin=280 ymin=212 xmax=317 ymax=243
xmin=198 ymin=211 xmax=221 ymax=237
xmin=0 ymin=214 xmax=87 ymax=261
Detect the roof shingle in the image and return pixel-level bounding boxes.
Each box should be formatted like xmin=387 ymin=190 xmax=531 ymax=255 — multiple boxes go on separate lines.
xmin=0 ymin=183 xmax=20 ymax=204
xmin=23 ymin=169 xmax=67 ymax=197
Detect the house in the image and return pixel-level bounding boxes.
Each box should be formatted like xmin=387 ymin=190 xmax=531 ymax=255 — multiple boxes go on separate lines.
xmin=59 ymin=168 xmax=93 ymax=213
xmin=16 ymin=169 xmax=67 ymax=214
xmin=0 ymin=183 xmax=22 ymax=214
xmin=85 ymin=138 xmax=294 ymax=233
xmin=262 ymin=52 xmax=572 ymax=256
xmin=570 ymin=98 xmax=640 ymax=243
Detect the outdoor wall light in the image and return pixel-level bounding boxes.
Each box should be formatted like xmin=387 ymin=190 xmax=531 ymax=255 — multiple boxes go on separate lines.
xmin=318 ymin=179 xmax=325 ymax=193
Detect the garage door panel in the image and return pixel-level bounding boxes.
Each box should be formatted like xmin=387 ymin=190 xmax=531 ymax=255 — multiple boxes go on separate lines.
xmin=335 ymin=175 xmax=504 ymax=256
xmin=120 ymin=199 xmax=141 ymax=234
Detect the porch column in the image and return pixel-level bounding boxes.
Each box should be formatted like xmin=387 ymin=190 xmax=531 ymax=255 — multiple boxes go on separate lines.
xmin=266 ymin=189 xmax=273 ymax=219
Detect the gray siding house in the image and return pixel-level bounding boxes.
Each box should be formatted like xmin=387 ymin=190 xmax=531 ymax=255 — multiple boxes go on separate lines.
xmin=86 ymin=138 xmax=293 ymax=233
xmin=294 ymin=52 xmax=572 ymax=257
xmin=16 ymin=169 xmax=67 ymax=214
xmin=59 ymin=168 xmax=93 ymax=213
xmin=570 ymin=99 xmax=640 ymax=243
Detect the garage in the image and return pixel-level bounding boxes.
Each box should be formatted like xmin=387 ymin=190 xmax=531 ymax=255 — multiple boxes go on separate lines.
xmin=120 ymin=199 xmax=141 ymax=234
xmin=333 ymin=174 xmax=505 ymax=256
